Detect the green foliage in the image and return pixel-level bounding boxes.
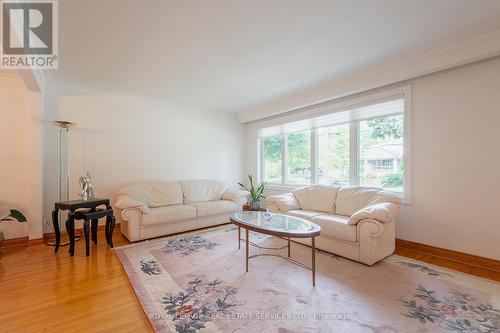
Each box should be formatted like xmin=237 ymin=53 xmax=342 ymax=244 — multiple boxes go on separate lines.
xmin=263 ymin=136 xmax=281 ymax=162
xmin=262 ymin=114 xmax=404 ymax=184
xmin=380 ymin=173 xmax=403 ymax=188
xmin=367 ymin=115 xmax=403 ymax=139
xmin=324 ymin=125 xmax=349 ymax=180
xmin=0 ymin=209 xmax=27 ymax=223
xmin=287 ymin=132 xmax=310 ymax=171
xmin=263 ymin=136 xmax=282 ymax=181
xmin=263 ymin=132 xmax=311 ymax=181
xmin=238 ymin=175 xmax=266 ymax=202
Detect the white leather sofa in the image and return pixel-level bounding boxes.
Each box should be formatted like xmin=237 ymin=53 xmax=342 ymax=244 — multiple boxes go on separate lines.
xmin=266 ymin=185 xmax=401 ymax=265
xmin=115 ymin=180 xmax=248 ymax=241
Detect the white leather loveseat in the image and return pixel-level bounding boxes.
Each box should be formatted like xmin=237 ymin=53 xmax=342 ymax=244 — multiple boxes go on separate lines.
xmin=266 ymin=185 xmax=401 ymax=265
xmin=115 ymin=180 xmax=248 ymax=241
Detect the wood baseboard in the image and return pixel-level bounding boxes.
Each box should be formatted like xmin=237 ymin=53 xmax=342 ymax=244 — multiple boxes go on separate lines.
xmin=2 ymin=236 xmax=44 ymax=248
xmin=2 ymin=224 xmax=121 ymax=248
xmin=396 ymin=238 xmax=500 ymax=273
xmin=2 ymin=236 xmax=29 ymax=248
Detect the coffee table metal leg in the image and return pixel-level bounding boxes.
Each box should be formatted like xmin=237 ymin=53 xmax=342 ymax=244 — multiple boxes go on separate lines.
xmin=312 ymin=237 xmax=316 ymax=286
xmin=245 ymin=228 xmax=249 ymax=272
xmin=238 ymin=226 xmax=240 ymax=249
xmin=288 ymin=237 xmax=290 ymax=257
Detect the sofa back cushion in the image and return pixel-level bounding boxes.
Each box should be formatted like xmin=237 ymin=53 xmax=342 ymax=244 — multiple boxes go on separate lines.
xmin=292 ymin=185 xmax=339 ymax=213
xmin=180 ymin=180 xmax=229 ymax=203
xmin=335 ymin=186 xmax=401 ymax=216
xmin=117 ymin=181 xmax=183 ymax=208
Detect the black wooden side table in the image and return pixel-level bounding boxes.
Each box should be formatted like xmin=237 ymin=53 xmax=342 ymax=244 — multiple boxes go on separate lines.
xmin=52 ymin=198 xmax=115 ymax=255
xmin=71 ymin=208 xmax=115 ymax=256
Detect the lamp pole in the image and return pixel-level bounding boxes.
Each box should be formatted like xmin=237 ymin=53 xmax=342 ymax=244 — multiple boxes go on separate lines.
xmin=47 ymin=120 xmax=80 ymax=246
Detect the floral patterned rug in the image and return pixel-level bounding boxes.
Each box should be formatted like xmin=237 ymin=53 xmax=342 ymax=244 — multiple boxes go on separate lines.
xmin=115 ymin=225 xmax=500 ymax=333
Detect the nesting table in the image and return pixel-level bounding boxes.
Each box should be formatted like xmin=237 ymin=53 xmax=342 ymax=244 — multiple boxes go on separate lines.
xmin=52 ymin=198 xmax=115 ymax=256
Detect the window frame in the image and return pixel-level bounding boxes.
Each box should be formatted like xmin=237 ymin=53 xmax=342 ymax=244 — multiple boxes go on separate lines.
xmin=258 ymin=86 xmax=412 ymax=203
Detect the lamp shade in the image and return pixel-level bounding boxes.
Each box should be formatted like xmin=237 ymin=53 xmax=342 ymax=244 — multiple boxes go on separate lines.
xmin=51 ymin=120 xmax=77 ymax=129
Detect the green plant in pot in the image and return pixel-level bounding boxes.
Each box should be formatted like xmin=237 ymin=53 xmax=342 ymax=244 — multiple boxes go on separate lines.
xmin=0 ymin=209 xmax=27 ymax=248
xmin=238 ymin=175 xmax=266 ymax=211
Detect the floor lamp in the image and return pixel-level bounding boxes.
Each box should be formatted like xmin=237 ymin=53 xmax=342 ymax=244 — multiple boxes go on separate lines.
xmin=47 ymin=120 xmax=80 ymax=246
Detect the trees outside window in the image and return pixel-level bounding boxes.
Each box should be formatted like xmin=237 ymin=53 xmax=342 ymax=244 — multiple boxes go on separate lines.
xmin=262 ymin=135 xmax=281 ymax=183
xmin=359 ymin=114 xmax=404 ymax=192
xmin=287 ymin=131 xmax=311 ymax=184
xmin=318 ymin=124 xmax=349 ymax=185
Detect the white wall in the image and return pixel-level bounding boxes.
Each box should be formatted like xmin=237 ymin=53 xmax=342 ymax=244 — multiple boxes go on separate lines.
xmin=0 ymin=73 xmax=43 ymax=240
xmin=43 ymin=93 xmax=245 ymax=232
xmin=397 ymin=57 xmax=500 ymax=259
xmin=245 ymin=56 xmax=500 ymax=260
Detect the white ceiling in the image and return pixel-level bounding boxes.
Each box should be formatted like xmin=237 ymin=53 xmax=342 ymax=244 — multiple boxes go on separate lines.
xmin=47 ymin=0 xmax=500 ymax=112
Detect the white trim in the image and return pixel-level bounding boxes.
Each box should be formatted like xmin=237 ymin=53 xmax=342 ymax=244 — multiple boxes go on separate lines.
xmin=349 ymin=122 xmax=359 ymax=185
xmin=311 ymin=129 xmax=318 ymax=184
xmin=266 ymin=184 xmax=302 ymax=192
xmin=402 ymin=85 xmax=413 ymax=204
xmin=258 ymin=137 xmax=264 ymax=183
xmin=253 ymin=86 xmax=406 ymax=132
xmin=238 ymin=28 xmax=500 ymax=123
xmin=281 ymin=134 xmax=288 ymax=184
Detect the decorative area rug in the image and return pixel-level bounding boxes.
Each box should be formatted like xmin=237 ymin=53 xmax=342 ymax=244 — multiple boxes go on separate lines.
xmin=115 ymin=226 xmax=500 ymax=333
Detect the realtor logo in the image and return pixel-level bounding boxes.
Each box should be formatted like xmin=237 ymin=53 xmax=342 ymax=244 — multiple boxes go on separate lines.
xmin=1 ymin=0 xmax=58 ymax=69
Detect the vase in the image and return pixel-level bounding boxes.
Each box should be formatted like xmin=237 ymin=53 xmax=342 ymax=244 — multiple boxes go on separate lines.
xmin=249 ymin=200 xmax=260 ymax=211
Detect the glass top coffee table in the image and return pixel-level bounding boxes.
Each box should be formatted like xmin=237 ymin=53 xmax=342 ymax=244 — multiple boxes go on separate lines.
xmin=230 ymin=211 xmax=321 ymax=286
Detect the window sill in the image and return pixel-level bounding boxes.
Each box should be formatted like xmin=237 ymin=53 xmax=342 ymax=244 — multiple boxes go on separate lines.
xmin=265 ymin=183 xmax=303 ymax=191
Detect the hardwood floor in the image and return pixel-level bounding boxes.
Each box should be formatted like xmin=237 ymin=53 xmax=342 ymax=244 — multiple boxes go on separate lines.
xmin=395 ymin=241 xmax=500 ymax=282
xmin=0 ymin=227 xmax=152 ymax=333
xmin=2 ymin=228 xmax=499 ymax=332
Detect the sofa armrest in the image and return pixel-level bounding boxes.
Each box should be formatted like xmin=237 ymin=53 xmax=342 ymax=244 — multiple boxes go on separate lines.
xmin=266 ymin=193 xmax=300 ymax=212
xmin=120 ymin=207 xmax=142 ymax=242
xmin=222 ymin=188 xmax=249 ymax=204
xmin=348 ymin=202 xmax=399 ymax=225
xmin=356 ymin=218 xmax=395 ymax=265
xmin=115 ymin=195 xmax=150 ymax=214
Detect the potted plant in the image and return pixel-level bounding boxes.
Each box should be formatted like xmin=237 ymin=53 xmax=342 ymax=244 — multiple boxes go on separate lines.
xmin=238 ymin=175 xmax=266 ymax=211
xmin=0 ymin=209 xmax=27 ymax=248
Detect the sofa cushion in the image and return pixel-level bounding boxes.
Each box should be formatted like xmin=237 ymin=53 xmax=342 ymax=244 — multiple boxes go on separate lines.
xmin=311 ymin=214 xmax=357 ymax=242
xmin=115 ymin=195 xmax=150 ymax=213
xmin=222 ymin=187 xmax=249 ymax=203
xmin=142 ymin=204 xmax=196 ymax=226
xmin=266 ymin=193 xmax=300 ymax=212
xmin=335 ymin=186 xmax=400 ymax=216
xmin=187 ymin=200 xmax=237 ymax=217
xmin=292 ymin=185 xmax=339 ymax=213
xmin=286 ymin=210 xmax=327 ymax=220
xmin=180 ymin=180 xmax=229 ymax=203
xmin=117 ymin=181 xmax=183 ymax=208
